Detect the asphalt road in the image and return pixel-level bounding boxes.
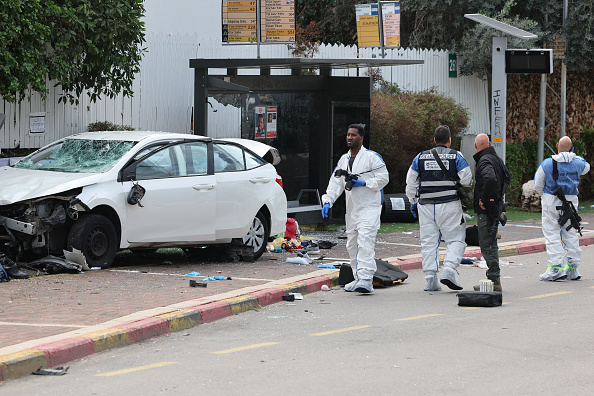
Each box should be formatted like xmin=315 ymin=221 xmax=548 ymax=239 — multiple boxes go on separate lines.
xmin=3 ymin=245 xmax=593 ymax=395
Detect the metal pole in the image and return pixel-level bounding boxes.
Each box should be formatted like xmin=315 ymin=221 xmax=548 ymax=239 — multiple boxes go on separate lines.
xmin=538 ymin=73 xmax=547 ymax=164
xmin=560 ymin=0 xmax=568 ymax=136
xmin=378 ymin=2 xmax=385 ymax=58
xmin=256 ymin=0 xmax=261 ymax=58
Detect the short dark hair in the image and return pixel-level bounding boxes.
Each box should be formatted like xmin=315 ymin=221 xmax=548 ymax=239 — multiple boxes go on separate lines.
xmin=434 ymin=125 xmax=451 ymax=144
xmin=347 ymin=123 xmax=365 ymax=137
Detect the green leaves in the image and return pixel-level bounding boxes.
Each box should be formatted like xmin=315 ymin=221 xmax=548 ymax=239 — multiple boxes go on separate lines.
xmin=0 ymin=0 xmax=146 ymax=104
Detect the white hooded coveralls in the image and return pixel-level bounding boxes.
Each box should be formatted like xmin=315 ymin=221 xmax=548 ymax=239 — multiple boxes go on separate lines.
xmin=405 ymin=147 xmax=472 ymax=275
xmin=322 ymin=146 xmax=389 ymax=281
xmin=534 ymin=152 xmax=590 ymax=268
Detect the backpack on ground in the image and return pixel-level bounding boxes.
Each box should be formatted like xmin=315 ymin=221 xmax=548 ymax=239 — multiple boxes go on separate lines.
xmin=339 ymin=258 xmax=408 ymax=288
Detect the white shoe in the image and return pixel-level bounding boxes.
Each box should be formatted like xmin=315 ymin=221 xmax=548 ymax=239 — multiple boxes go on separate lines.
xmin=424 ymin=274 xmax=441 ymax=291
xmin=344 ymin=280 xmax=358 ymax=292
xmin=539 ymin=265 xmax=567 ymax=281
xmin=354 ymin=279 xmax=374 ymax=293
xmin=565 ymin=265 xmax=581 ymax=280
xmin=440 ymin=267 xmax=463 ymax=290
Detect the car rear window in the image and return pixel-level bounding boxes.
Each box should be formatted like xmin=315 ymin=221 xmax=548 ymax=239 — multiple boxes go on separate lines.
xmin=15 ymin=139 xmax=135 ymax=173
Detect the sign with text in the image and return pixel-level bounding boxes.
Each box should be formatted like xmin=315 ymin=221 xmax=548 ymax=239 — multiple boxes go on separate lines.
xmin=261 ymin=0 xmax=295 ymax=43
xmin=449 ymin=53 xmax=457 ymax=78
xmin=222 ymin=0 xmax=295 ymax=44
xmin=381 ymin=2 xmax=400 ymax=47
xmin=356 ymin=4 xmax=380 ymax=48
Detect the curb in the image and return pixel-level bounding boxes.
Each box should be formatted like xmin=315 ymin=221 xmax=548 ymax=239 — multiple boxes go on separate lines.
xmin=0 ymin=273 xmax=339 ymax=382
xmin=388 ymin=234 xmax=594 ymax=271
xmin=3 ymin=235 xmax=593 ymax=382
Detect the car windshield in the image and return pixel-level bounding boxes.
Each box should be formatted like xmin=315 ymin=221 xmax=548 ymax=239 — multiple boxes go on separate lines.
xmin=15 ymin=139 xmax=136 ymax=173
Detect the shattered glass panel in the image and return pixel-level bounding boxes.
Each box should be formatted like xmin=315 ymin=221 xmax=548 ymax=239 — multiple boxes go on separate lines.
xmin=15 ymin=139 xmax=135 ymax=173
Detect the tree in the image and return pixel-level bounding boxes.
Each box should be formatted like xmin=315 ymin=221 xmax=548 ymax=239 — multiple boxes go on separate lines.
xmin=0 ymin=0 xmax=146 ymax=104
xmin=296 ymin=0 xmax=594 ymax=74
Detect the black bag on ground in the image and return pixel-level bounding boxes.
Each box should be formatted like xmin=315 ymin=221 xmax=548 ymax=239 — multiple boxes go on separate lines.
xmin=338 ymin=259 xmax=408 ymax=287
xmin=465 ymin=225 xmax=480 ymax=246
xmin=457 ymin=291 xmax=502 ymax=307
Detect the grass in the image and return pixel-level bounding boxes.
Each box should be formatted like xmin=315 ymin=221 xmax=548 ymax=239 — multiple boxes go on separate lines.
xmin=300 ymin=201 xmax=594 ymax=235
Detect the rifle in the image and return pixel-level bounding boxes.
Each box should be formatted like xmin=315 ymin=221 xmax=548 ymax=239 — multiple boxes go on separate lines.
xmin=553 ymin=186 xmax=583 ymax=236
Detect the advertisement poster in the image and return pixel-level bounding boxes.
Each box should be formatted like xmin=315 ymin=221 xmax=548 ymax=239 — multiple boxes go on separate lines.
xmin=266 ymin=106 xmax=277 ymax=138
xmin=255 ymin=106 xmax=266 ymax=139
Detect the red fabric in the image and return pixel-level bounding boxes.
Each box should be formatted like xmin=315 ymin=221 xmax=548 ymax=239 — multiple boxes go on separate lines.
xmin=285 ymin=218 xmax=297 ymax=240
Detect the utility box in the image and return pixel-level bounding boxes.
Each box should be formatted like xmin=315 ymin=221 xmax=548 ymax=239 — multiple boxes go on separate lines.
xmin=505 ymin=49 xmax=553 ymax=74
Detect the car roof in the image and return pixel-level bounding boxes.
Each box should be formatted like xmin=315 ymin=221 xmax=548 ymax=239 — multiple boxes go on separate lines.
xmin=66 ymin=131 xmax=210 ymax=143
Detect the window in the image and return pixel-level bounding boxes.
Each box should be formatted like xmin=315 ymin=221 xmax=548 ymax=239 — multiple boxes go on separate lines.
xmin=213 ymin=143 xmax=245 ymax=172
xmin=136 ymin=146 xmax=181 ymax=180
xmin=181 ymin=142 xmax=208 ymax=175
xmin=245 ymin=150 xmax=265 ymax=170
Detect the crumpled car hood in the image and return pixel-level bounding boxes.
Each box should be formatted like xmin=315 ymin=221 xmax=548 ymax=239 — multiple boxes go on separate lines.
xmin=0 ymin=167 xmax=101 ymax=205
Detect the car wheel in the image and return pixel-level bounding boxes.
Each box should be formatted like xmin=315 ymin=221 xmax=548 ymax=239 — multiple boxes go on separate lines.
xmin=67 ymin=214 xmax=118 ymax=269
xmin=242 ymin=211 xmax=269 ymax=259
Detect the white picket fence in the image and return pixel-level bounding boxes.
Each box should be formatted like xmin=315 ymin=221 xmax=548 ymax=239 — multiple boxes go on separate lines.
xmin=0 ymin=33 xmax=489 ymax=149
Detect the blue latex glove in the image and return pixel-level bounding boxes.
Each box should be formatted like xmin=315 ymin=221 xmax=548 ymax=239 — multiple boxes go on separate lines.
xmin=410 ymin=203 xmax=418 ymax=219
xmin=352 ymin=179 xmax=365 ymax=188
xmin=321 ymin=203 xmax=330 ymax=218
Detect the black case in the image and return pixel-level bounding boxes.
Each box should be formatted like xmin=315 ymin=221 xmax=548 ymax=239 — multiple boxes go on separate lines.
xmin=457 ymin=291 xmax=502 ymax=307
xmin=339 ymin=259 xmax=408 ymax=287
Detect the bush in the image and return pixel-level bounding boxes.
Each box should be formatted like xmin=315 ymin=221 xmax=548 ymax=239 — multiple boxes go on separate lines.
xmin=370 ymin=88 xmax=469 ymax=194
xmin=87 ymin=121 xmax=134 ymax=132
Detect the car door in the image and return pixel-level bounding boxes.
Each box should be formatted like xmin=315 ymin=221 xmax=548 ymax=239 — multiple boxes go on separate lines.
xmin=124 ymin=141 xmax=216 ymax=244
xmin=212 ymin=142 xmax=273 ymax=239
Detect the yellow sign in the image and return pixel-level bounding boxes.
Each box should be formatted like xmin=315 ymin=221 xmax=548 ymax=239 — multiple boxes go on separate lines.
xmin=222 ymin=0 xmax=295 ymax=44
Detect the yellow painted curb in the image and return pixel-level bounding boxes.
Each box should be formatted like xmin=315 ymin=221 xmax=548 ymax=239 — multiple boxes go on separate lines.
xmin=80 ymin=328 xmax=132 ymax=354
xmin=0 ymin=349 xmax=47 ymax=381
xmin=498 ymin=246 xmax=519 ymax=257
xmin=154 ymin=309 xmax=201 ymax=332
xmin=223 ymin=295 xmax=260 ymax=315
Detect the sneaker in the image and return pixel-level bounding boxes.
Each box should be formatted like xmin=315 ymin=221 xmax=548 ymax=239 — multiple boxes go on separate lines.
xmin=440 ymin=267 xmax=463 ymax=290
xmin=539 ymin=265 xmax=567 ymax=281
xmin=565 ymin=265 xmax=581 ymax=280
xmin=424 ymin=274 xmax=441 ymax=291
xmin=344 ymin=280 xmax=358 ymax=292
xmin=354 ymin=279 xmax=374 ymax=293
xmin=472 ymin=284 xmax=502 ymax=292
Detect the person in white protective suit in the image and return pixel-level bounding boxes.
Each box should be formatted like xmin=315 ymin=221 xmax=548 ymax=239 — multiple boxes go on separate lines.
xmin=534 ymin=136 xmax=590 ymax=281
xmin=321 ymin=124 xmax=389 ymax=293
xmin=405 ymin=125 xmax=473 ymax=291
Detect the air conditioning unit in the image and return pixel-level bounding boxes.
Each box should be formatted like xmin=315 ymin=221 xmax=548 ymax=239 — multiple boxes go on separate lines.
xmin=505 ymin=49 xmax=553 ymax=74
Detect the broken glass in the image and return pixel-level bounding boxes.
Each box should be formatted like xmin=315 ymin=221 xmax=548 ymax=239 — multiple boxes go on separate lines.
xmin=15 ymin=139 xmax=135 ymax=173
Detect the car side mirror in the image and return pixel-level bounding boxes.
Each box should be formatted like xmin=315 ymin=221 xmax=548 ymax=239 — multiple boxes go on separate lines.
xmin=127 ymin=182 xmax=146 ymax=207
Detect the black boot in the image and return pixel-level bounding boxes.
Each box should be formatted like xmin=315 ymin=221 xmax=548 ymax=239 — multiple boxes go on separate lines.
xmin=0 ymin=254 xmax=29 ymax=279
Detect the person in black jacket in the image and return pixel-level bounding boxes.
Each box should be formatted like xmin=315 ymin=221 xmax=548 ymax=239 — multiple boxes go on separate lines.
xmin=472 ymin=134 xmax=510 ymax=291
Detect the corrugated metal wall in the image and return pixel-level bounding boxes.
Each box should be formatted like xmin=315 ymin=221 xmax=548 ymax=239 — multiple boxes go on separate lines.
xmin=0 ymin=33 xmax=488 ymax=149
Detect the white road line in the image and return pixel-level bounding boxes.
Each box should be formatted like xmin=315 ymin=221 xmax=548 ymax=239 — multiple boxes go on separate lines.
xmin=0 ymin=321 xmax=88 ymax=328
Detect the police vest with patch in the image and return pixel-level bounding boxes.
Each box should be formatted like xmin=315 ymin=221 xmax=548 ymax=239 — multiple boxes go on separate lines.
xmin=418 ymin=147 xmax=459 ymax=204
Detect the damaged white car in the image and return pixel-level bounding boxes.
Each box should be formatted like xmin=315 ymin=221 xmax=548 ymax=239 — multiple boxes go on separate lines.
xmin=0 ymin=131 xmax=287 ymax=268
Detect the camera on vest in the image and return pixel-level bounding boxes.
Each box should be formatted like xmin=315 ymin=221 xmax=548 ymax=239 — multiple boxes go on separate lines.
xmin=334 ymin=169 xmax=358 ymax=191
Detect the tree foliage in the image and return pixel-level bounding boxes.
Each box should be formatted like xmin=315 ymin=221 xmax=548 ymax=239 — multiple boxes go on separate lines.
xmin=0 ymin=0 xmax=146 ymax=104
xmin=295 ymin=0 xmax=594 ymax=74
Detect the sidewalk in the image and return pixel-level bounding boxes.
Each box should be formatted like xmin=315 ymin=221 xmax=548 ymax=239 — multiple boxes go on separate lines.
xmin=1 ymin=217 xmax=593 ymax=382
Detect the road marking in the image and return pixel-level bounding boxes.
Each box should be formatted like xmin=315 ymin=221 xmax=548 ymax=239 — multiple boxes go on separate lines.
xmin=211 ymin=342 xmax=279 ymax=354
xmin=310 ymin=325 xmax=371 ymax=336
xmin=108 ymin=270 xmax=273 ymax=281
xmin=526 ymin=291 xmax=573 ymax=299
xmin=0 ymin=321 xmax=88 ymax=328
xmin=95 ymin=362 xmax=177 ymax=377
xmin=395 ymin=314 xmax=443 ymax=321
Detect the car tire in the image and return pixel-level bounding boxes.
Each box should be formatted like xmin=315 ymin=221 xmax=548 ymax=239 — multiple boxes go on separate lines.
xmin=243 ymin=211 xmax=269 ymax=259
xmin=67 ymin=214 xmax=118 ymax=269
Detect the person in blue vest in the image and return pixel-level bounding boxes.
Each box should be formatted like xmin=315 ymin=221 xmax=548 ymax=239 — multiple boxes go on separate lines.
xmin=321 ymin=124 xmax=389 ymax=294
xmin=534 ymin=136 xmax=590 ymax=281
xmin=405 ymin=125 xmax=472 ymax=291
